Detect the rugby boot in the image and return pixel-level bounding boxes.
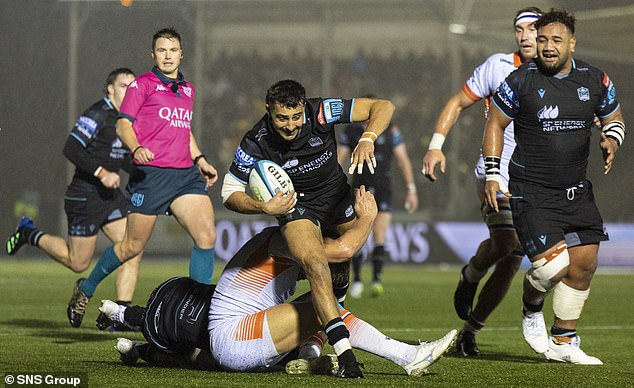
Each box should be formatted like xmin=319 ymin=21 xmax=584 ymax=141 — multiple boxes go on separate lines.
xmin=6 ymin=217 xmax=36 ymax=255
xmin=371 ymin=282 xmax=384 ymax=297
xmin=349 ymin=281 xmax=364 ymax=299
xmin=453 ymin=265 xmax=479 ymax=320
xmin=286 ymin=354 xmax=338 ymax=376
xmin=335 ymin=361 xmax=364 ymax=378
xmin=544 ymin=336 xmax=602 ymax=365
xmin=404 ymin=329 xmax=457 ymax=376
xmin=522 ymin=310 xmax=549 ymax=353
xmin=456 ymin=330 xmax=481 ymax=356
xmin=67 ymin=278 xmax=90 ymax=328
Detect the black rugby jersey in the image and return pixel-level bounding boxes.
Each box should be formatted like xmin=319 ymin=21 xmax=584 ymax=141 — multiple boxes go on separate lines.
xmin=339 ymin=123 xmax=403 ymax=187
xmin=229 ymin=98 xmax=354 ymax=201
xmin=493 ymin=59 xmax=619 ymax=188
xmin=67 ymin=98 xmax=129 ymax=183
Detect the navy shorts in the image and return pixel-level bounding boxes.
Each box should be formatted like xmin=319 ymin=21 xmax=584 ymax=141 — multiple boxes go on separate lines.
xmin=143 ymin=277 xmax=215 ymax=353
xmin=278 ymin=183 xmax=356 ymax=230
xmin=126 ymin=165 xmax=208 ymax=215
xmin=64 ymin=180 xmax=127 ymax=237
xmin=510 ymin=180 xmax=608 ymax=258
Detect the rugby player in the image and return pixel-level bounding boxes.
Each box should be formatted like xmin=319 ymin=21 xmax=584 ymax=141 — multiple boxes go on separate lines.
xmin=421 ymin=7 xmax=543 ymax=356
xmin=221 ymin=80 xmax=395 ymax=376
xmin=67 ymin=27 xmax=218 ymax=328
xmin=484 ymin=9 xmax=624 ymax=364
xmin=338 ymin=117 xmax=418 ymax=298
xmin=6 ymin=68 xmax=143 ymax=324
xmin=101 ymin=187 xmax=457 ymax=377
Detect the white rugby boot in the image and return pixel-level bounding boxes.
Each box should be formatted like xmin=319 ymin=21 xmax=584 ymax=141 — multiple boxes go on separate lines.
xmin=544 ymin=336 xmax=603 ymax=365
xmin=522 ymin=311 xmax=549 ymax=353
xmin=285 ymin=354 xmax=338 ymax=376
xmin=403 ymin=329 xmax=457 ymax=377
xmin=350 ymin=281 xmax=364 ymax=299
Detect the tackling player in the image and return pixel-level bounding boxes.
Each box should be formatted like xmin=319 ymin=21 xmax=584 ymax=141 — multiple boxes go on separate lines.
xmin=338 ymin=117 xmax=418 ymax=298
xmin=221 ymin=80 xmax=395 ymax=376
xmin=421 ymin=7 xmax=542 ymax=356
xmin=6 ymin=68 xmax=143 ymax=326
xmin=102 ymin=187 xmax=457 ymax=377
xmin=67 ymin=27 xmax=219 ymax=328
xmin=484 ymin=9 xmax=624 ymax=364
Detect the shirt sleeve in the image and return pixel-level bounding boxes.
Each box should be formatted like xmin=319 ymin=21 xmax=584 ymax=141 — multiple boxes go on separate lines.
xmin=62 ymin=135 xmax=100 ymax=176
xmin=491 ymin=71 xmax=522 ymax=119
xmin=118 ymin=78 xmax=147 ymax=123
xmin=68 ymin=109 xmax=102 ymax=148
xmin=464 ymin=54 xmax=500 ymax=101
xmin=596 ymin=72 xmax=620 ymax=119
xmin=228 ymin=135 xmax=263 ymax=184
xmin=320 ymin=98 xmax=354 ymax=125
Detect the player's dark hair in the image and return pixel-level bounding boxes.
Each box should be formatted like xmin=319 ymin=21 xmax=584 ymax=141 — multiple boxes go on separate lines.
xmin=266 ymin=80 xmax=306 ymax=109
xmin=535 ymin=8 xmax=576 ymax=34
xmin=104 ymin=67 xmax=135 ymax=95
xmin=513 ymin=6 xmax=543 ymax=26
xmin=152 ymin=27 xmax=182 ymax=50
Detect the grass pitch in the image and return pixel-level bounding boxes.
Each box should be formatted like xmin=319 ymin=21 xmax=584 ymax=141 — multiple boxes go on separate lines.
xmin=1 ymin=259 xmax=633 ymax=387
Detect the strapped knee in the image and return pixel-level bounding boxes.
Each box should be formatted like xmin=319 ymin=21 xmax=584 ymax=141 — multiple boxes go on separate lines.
xmin=553 ymin=282 xmax=590 ymax=320
xmin=526 ymin=244 xmax=569 ymax=292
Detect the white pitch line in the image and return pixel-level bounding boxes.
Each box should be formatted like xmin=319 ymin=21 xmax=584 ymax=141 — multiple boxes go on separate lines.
xmin=382 ymin=325 xmax=634 ymax=333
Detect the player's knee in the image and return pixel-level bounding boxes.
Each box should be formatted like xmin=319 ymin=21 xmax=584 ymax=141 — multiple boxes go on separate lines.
xmin=526 ymin=243 xmax=569 ymax=293
xmin=192 ymin=225 xmax=216 ymax=248
xmin=69 ymin=260 xmax=92 ymax=273
xmin=553 ymin=281 xmax=589 ymax=320
xmin=493 ymin=253 xmax=522 ymax=277
xmin=119 ymin=240 xmax=144 ymax=260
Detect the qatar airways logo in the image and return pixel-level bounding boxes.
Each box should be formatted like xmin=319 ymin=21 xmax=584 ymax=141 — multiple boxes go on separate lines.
xmin=159 ymin=107 xmax=192 ymax=129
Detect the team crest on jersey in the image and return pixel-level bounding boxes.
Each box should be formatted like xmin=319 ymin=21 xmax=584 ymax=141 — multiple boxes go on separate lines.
xmin=308 ymin=136 xmax=323 ymax=147
xmin=577 ymin=87 xmax=590 ymax=101
xmin=131 ymin=193 xmax=145 ymax=207
xmin=537 ymin=89 xmax=546 ymax=99
xmin=183 ymin=86 xmax=192 ymax=97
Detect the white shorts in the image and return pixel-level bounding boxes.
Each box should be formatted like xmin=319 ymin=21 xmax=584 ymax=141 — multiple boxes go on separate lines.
xmin=209 ymin=310 xmax=287 ymax=372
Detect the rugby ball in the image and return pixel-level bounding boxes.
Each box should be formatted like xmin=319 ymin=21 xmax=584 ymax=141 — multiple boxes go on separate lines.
xmin=248 ymin=160 xmax=294 ymax=202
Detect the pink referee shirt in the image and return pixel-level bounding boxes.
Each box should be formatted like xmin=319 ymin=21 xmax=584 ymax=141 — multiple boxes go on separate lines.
xmin=119 ymin=67 xmax=195 ymax=168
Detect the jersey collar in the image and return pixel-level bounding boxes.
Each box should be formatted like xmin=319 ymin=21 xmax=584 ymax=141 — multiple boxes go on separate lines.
xmin=151 ymin=66 xmax=186 ymax=86
xmin=103 ymin=97 xmax=115 ymax=111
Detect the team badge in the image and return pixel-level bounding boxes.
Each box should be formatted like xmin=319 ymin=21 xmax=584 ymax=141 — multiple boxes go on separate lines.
xmin=131 ymin=193 xmax=145 ymax=207
xmin=183 ymin=86 xmax=192 ymax=98
xmin=577 ymin=86 xmax=590 ymax=101
xmin=308 ymin=136 xmax=323 ymax=147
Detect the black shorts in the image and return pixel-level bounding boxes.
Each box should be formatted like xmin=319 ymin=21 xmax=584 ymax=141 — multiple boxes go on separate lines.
xmin=510 ymin=180 xmax=608 ymax=257
xmin=278 ymin=183 xmax=355 ymax=230
xmin=126 ymin=165 xmax=208 ymax=215
xmin=64 ymin=180 xmax=127 ymax=237
xmin=351 ymin=181 xmax=392 ymax=212
xmin=143 ymin=277 xmax=215 ymax=353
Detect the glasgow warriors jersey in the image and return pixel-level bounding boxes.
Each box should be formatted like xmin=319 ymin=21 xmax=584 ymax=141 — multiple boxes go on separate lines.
xmin=339 ymin=123 xmax=402 ymax=187
xmin=68 ymin=98 xmax=129 ymax=183
xmin=229 ymin=98 xmax=354 ymax=202
xmin=492 ymin=59 xmax=619 ymax=188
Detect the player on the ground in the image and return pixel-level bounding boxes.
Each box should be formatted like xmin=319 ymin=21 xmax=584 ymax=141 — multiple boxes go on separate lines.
xmin=67 ymin=27 xmax=218 ymax=328
xmin=421 ymin=7 xmax=543 ymax=356
xmin=484 ymin=9 xmax=624 ymax=365
xmin=6 ymin=68 xmax=143 ymax=325
xmin=338 ymin=117 xmax=418 ymax=298
xmin=102 ymin=187 xmax=457 ymax=377
xmin=221 ymin=80 xmax=395 ymax=377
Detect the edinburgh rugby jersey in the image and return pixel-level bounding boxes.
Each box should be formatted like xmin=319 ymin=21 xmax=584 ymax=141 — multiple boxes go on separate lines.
xmin=492 ymin=58 xmax=619 ymax=188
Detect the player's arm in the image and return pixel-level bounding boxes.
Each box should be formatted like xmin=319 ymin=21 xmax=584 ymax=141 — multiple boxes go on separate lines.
xmin=116 ymin=118 xmax=154 ymax=164
xmin=482 ymin=104 xmax=512 ymax=212
xmin=598 ymin=108 xmax=625 ymax=175
xmin=62 ymin=135 xmax=121 ymax=189
xmin=323 ymin=186 xmax=378 ymax=263
xmin=222 ymin=173 xmax=295 ymax=215
xmin=189 ymin=132 xmax=218 ymax=187
xmin=393 ymin=143 xmax=419 ymax=213
xmin=422 ymin=90 xmax=478 ymax=181
xmin=348 ymin=98 xmax=396 ymax=175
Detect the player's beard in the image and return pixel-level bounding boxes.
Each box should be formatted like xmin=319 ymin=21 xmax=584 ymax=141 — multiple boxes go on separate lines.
xmin=537 ymin=55 xmax=567 ymax=76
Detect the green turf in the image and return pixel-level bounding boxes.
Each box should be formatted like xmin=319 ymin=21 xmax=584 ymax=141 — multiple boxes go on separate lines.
xmin=1 ymin=259 xmax=633 ymax=387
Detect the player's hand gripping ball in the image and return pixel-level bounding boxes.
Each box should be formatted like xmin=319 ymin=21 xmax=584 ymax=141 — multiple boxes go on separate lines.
xmin=248 ymin=160 xmax=294 ymax=202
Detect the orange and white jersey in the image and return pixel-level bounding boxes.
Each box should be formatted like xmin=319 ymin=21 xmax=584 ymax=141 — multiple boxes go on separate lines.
xmin=208 ymin=227 xmax=301 ymax=332
xmin=466 ymin=52 xmax=522 ymax=184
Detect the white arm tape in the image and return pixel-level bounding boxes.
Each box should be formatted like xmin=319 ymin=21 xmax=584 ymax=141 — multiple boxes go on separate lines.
xmin=428 ymin=133 xmax=446 ymax=150
xmin=602 ymin=120 xmax=625 ymax=146
xmin=221 ymin=173 xmax=247 ymax=204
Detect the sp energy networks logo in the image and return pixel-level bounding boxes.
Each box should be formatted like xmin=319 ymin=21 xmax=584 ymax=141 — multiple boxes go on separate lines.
xmin=537 ymin=105 xmax=559 ymax=120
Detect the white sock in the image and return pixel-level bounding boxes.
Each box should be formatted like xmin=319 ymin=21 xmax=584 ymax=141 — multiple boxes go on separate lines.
xmin=341 ymin=310 xmax=417 ymax=366
xmin=298 ymin=332 xmax=326 ymax=359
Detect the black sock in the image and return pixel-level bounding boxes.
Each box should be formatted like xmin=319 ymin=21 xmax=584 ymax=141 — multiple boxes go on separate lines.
xmin=522 ymin=297 xmax=544 ymax=315
xmin=551 ymin=325 xmax=576 ymax=338
xmin=333 ymin=282 xmax=349 ymax=307
xmin=324 ymin=317 xmax=356 ymax=364
xmin=351 ymin=252 xmax=363 ymax=282
xmin=116 ymin=300 xmax=132 ymax=307
xmin=123 ymin=305 xmax=146 ymax=328
xmin=371 ymin=245 xmax=387 ymax=282
xmin=27 ymin=229 xmax=43 ymax=247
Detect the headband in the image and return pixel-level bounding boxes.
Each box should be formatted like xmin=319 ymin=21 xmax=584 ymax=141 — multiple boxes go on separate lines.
xmin=514 ymin=12 xmax=541 ymax=26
